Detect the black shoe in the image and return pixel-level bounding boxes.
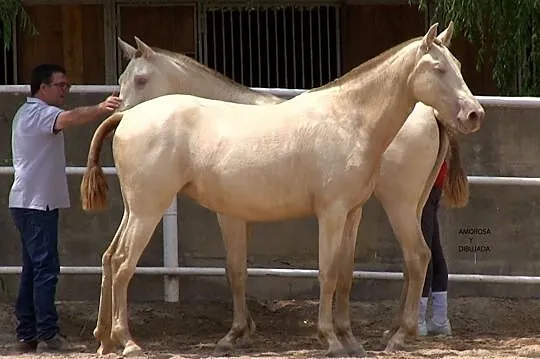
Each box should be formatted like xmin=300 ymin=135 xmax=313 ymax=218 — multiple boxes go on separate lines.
xmin=36 ymin=333 xmax=70 ymax=352
xmin=14 ymin=338 xmax=38 ymax=353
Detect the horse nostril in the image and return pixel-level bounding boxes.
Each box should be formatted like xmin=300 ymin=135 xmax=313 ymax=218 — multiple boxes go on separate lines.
xmin=468 ymin=111 xmax=479 ymax=122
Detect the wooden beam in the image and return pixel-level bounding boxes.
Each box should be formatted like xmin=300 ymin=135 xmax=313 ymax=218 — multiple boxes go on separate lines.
xmin=61 ymin=5 xmax=84 ymax=83
xmin=103 ymin=0 xmax=117 ymax=84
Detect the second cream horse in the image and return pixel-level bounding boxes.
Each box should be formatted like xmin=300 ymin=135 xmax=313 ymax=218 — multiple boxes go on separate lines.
xmin=83 ymin=23 xmax=478 ymax=356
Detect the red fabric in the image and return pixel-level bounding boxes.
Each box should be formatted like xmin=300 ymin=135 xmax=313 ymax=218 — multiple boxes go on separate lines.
xmin=434 ymin=160 xmax=448 ymax=188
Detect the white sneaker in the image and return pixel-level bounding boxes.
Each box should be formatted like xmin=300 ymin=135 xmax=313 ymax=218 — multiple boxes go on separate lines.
xmin=427 ymin=319 xmax=452 ymax=336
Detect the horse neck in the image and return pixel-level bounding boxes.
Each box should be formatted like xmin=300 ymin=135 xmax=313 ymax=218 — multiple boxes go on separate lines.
xmin=170 ymin=59 xmax=284 ymax=105
xmin=336 ymin=46 xmax=418 ymax=154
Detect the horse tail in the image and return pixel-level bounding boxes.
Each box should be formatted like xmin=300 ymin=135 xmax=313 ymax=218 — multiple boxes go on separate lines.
xmin=80 ymin=112 xmax=124 ymax=212
xmin=442 ymin=131 xmax=469 ymax=208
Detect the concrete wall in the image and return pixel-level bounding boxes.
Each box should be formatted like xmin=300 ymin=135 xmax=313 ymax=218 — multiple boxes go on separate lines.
xmin=0 ymin=90 xmax=539 ymax=304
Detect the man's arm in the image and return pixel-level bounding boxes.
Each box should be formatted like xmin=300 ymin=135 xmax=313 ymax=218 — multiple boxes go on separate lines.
xmin=54 ymin=94 xmax=122 ymax=131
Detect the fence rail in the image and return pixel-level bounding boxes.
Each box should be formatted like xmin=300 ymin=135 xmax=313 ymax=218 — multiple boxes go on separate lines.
xmin=2 ymin=85 xmax=540 ymax=302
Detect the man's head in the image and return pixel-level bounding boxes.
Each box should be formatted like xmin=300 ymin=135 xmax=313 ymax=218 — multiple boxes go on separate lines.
xmin=30 ymin=64 xmax=71 ymax=106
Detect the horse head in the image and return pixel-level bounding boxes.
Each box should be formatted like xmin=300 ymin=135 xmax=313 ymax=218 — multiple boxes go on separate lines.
xmin=408 ymin=22 xmax=485 ymax=134
xmin=117 ymin=36 xmax=182 ymax=110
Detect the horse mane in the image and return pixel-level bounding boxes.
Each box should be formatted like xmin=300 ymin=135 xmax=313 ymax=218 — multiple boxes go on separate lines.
xmin=308 ymin=36 xmax=422 ymax=93
xmin=151 ymin=47 xmax=267 ymax=95
xmin=152 ymin=35 xmax=425 ymax=95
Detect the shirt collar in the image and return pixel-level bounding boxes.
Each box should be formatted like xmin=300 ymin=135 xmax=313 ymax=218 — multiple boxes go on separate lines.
xmin=26 ymin=97 xmax=48 ymax=105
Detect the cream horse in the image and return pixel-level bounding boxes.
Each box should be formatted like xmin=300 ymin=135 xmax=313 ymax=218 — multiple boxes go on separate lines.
xmin=104 ymin=27 xmax=466 ymax=351
xmin=82 ymin=23 xmax=484 ymax=357
xmin=108 ymin=31 xmax=468 ymax=352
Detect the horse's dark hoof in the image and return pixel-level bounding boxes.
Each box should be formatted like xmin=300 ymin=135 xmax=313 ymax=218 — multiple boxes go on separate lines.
xmin=214 ymin=341 xmax=234 ymax=356
xmin=327 ymin=345 xmax=349 ymax=357
xmin=346 ymin=344 xmax=367 ymax=357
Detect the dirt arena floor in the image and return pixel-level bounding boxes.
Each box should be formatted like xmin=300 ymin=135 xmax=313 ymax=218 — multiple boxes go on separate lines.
xmin=1 ymin=297 xmax=540 ymax=358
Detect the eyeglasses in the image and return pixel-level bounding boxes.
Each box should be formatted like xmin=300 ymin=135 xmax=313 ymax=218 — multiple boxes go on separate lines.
xmin=50 ymin=82 xmax=71 ymax=91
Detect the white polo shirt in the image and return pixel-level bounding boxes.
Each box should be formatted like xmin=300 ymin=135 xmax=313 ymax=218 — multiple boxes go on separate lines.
xmin=9 ymin=97 xmax=70 ymax=210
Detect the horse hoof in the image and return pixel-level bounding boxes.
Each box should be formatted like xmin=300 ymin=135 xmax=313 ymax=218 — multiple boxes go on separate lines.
xmin=384 ymin=340 xmax=404 ymax=353
xmin=346 ymin=344 xmax=367 ymax=357
xmin=214 ymin=341 xmax=234 ymax=356
xmin=122 ymin=343 xmax=145 ymax=357
xmin=326 ymin=345 xmax=349 ymax=357
xmin=97 ymin=343 xmax=115 ymax=356
xmin=235 ymin=336 xmax=252 ymax=349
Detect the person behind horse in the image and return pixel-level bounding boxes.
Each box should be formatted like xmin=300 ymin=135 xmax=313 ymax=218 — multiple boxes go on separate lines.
xmin=8 ymin=64 xmax=121 ymax=353
xmin=418 ymin=160 xmax=452 ymax=336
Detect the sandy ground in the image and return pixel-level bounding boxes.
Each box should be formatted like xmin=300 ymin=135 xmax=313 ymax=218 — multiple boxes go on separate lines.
xmin=1 ymin=297 xmax=540 ymax=358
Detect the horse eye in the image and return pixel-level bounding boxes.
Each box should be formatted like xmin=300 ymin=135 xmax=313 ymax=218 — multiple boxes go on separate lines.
xmin=434 ymin=63 xmax=446 ymax=74
xmin=134 ymin=75 xmax=147 ymax=85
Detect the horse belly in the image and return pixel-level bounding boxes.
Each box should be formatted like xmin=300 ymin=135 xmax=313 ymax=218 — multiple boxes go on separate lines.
xmin=183 ymin=173 xmax=314 ymax=222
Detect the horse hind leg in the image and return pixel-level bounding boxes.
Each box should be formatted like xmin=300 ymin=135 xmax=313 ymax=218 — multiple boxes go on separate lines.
xmin=110 ymin=210 xmax=164 ymax=357
xmin=214 ymin=215 xmax=254 ymax=355
xmin=94 ymin=208 xmax=128 ymax=355
xmin=333 ymin=206 xmax=367 ymax=357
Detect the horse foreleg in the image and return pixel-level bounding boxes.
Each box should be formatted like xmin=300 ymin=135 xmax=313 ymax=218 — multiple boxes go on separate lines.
xmin=94 ymin=209 xmax=128 ymax=355
xmin=215 ymin=215 xmax=253 ymax=354
xmin=111 ymin=212 xmax=163 ymax=357
xmin=333 ymin=206 xmax=366 ymax=357
xmin=317 ymin=207 xmax=348 ymax=357
xmin=382 ymin=204 xmax=430 ymax=352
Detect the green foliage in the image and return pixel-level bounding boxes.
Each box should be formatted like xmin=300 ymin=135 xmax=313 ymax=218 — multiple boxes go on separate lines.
xmin=0 ymin=0 xmax=36 ymax=50
xmin=413 ymin=0 xmax=540 ymax=96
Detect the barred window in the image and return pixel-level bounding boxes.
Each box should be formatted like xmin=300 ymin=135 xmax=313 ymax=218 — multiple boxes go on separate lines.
xmin=199 ymin=3 xmax=341 ymax=89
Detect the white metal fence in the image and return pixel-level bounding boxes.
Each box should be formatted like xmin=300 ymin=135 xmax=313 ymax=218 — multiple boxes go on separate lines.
xmin=2 ymin=85 xmax=540 ymax=302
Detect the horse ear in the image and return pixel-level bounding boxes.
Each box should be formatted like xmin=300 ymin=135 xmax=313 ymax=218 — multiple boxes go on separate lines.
xmin=421 ymin=23 xmax=439 ymax=52
xmin=134 ymin=36 xmax=156 ymax=58
xmin=437 ymin=21 xmax=454 ymax=48
xmin=118 ymin=37 xmax=137 ymax=60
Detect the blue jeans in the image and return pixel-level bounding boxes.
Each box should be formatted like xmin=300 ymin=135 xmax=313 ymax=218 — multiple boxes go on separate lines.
xmin=10 ymin=207 xmax=60 ymax=341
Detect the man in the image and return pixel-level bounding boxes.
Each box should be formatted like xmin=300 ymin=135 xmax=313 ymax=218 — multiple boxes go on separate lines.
xmin=418 ymin=159 xmax=452 ymax=336
xmin=8 ymin=64 xmax=122 ymax=353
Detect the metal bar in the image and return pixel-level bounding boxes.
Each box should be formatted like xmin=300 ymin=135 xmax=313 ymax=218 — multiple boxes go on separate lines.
xmin=212 ymin=10 xmax=217 ymax=70
xmin=326 ymin=5 xmax=331 ymax=83
xmin=283 ymin=7 xmax=288 ymax=88
xmin=257 ymin=9 xmax=262 ymax=86
xmin=230 ymin=9 xmax=235 ymax=80
xmin=292 ymin=6 xmax=297 ymax=88
xmin=309 ymin=7 xmax=314 ymax=88
xmin=1 ymin=266 xmax=540 ymax=284
xmin=163 ymin=198 xmax=179 ymax=302
xmin=222 ymin=10 xmax=227 ymax=77
xmin=466 ymin=176 xmax=540 ymax=186
xmin=275 ymin=8 xmax=279 ymax=87
xmin=1 ymin=166 xmax=539 ymax=187
xmin=317 ymin=6 xmax=322 ymax=86
xmin=1 ymin=86 xmax=540 ymax=108
xmin=197 ymin=4 xmax=205 ymax=63
xmin=300 ymin=8 xmax=305 ymax=88
xmin=266 ymin=8 xmax=270 ymax=87
xmin=335 ymin=5 xmax=341 ymax=77
xmin=248 ymin=8 xmax=253 ymax=86
xmin=239 ymin=8 xmax=244 ymax=84
xmin=0 ymin=166 xmax=116 ymax=175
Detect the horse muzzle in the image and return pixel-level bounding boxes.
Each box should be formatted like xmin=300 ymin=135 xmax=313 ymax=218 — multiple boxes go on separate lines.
xmin=457 ymin=100 xmax=485 ymax=134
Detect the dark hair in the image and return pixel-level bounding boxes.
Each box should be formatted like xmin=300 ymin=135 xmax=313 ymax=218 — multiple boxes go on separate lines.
xmin=30 ymin=64 xmax=66 ymax=96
